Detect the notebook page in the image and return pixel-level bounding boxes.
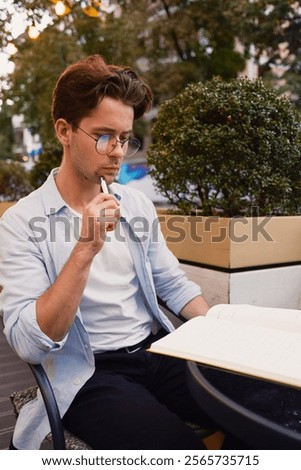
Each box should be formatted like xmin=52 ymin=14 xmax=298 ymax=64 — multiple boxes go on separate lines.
xmin=207 ymin=304 xmax=301 ymax=333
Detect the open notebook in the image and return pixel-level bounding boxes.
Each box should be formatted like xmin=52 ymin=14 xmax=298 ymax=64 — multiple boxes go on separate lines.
xmin=149 ymin=304 xmax=301 ymax=387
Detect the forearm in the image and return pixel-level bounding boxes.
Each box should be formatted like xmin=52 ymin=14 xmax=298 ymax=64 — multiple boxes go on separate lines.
xmin=180 ymin=295 xmax=210 ymax=320
xmin=36 ymin=243 xmax=94 ymax=341
xmin=36 ymin=192 xmax=121 ymax=342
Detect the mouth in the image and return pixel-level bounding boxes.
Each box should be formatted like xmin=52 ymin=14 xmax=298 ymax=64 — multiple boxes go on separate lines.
xmin=102 ymin=167 xmax=120 ymax=172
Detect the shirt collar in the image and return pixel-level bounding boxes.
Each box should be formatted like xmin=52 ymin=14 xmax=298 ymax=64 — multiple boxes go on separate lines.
xmin=42 ymin=168 xmax=68 ymax=216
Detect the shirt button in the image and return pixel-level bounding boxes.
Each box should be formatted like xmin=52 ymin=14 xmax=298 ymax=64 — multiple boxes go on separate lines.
xmin=74 ymin=379 xmax=80 ymax=385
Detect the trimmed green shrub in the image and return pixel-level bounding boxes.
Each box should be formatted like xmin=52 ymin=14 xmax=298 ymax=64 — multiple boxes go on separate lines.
xmin=148 ymin=77 xmax=301 ymax=216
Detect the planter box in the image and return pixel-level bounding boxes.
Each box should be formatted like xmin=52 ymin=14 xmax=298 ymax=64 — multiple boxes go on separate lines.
xmin=179 ymin=262 xmax=301 ymax=310
xmin=158 ymin=214 xmax=301 ymax=269
xmin=158 ymin=214 xmax=301 ymax=309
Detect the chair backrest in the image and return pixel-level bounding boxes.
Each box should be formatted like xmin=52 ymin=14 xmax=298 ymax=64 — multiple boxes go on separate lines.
xmin=9 ymin=363 xmax=91 ymax=450
xmin=27 ymin=363 xmax=66 ymax=450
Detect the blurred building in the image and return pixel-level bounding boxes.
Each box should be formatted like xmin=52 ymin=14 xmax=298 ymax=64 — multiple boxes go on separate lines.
xmin=12 ymin=114 xmax=42 ymax=169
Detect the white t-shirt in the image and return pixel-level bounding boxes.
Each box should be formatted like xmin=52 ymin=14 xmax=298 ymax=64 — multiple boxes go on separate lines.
xmin=69 ymin=209 xmax=153 ymax=352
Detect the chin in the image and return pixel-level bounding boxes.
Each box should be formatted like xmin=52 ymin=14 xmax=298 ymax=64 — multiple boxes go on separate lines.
xmin=97 ymin=173 xmax=116 ymax=184
xmin=104 ymin=175 xmax=117 ymax=185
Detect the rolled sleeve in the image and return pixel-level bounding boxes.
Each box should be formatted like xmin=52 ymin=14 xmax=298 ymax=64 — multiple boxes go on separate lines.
xmin=5 ymin=302 xmax=68 ymax=364
xmin=0 ymin=210 xmax=68 ymax=363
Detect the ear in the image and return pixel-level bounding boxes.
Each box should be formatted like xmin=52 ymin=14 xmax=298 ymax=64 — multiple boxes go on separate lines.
xmin=55 ymin=119 xmax=72 ymax=146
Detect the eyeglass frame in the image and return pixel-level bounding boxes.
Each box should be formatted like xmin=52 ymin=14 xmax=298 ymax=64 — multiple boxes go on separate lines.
xmin=71 ymin=122 xmax=141 ymax=158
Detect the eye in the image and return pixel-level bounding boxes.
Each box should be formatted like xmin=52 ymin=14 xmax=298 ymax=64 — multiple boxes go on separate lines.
xmin=97 ymin=134 xmax=110 ymax=143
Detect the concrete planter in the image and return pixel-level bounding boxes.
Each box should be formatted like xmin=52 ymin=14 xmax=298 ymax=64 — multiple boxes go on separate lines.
xmin=158 ymin=213 xmax=301 ymax=309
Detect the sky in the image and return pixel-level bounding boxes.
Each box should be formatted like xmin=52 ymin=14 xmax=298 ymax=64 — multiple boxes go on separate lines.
xmin=0 ymin=0 xmax=51 ymax=77
xmin=0 ymin=1 xmax=26 ymax=76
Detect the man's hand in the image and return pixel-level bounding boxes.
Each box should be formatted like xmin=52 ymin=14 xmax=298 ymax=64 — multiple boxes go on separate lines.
xmin=79 ymin=192 xmax=121 ymax=253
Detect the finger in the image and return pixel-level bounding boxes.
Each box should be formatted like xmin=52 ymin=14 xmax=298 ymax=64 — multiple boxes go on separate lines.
xmin=93 ymin=193 xmax=120 ymax=206
xmin=98 ymin=208 xmax=119 ymax=225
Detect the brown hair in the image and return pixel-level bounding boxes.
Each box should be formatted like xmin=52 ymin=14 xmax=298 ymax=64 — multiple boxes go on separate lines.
xmin=52 ymin=55 xmax=153 ymax=126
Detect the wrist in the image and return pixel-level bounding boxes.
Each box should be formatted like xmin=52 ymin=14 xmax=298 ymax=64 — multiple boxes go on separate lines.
xmin=72 ymin=241 xmax=98 ymax=267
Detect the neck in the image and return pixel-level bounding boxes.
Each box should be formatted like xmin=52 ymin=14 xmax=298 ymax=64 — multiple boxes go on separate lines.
xmin=55 ymin=162 xmax=100 ymax=214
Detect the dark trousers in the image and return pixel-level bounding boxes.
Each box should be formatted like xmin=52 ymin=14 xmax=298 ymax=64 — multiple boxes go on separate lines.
xmin=62 ymin=331 xmax=215 ymax=450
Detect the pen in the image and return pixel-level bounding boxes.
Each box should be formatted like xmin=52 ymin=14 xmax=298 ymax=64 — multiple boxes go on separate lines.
xmin=100 ymin=176 xmax=121 ymax=215
xmin=100 ymin=176 xmax=109 ymax=194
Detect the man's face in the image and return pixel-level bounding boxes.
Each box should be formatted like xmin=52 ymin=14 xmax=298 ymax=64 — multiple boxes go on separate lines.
xmin=69 ymin=97 xmax=134 ymax=185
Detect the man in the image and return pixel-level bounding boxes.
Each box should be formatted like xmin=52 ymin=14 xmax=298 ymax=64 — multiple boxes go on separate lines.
xmin=0 ymin=55 xmax=212 ymax=450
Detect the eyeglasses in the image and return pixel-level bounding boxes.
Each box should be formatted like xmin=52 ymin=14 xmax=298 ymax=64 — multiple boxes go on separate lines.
xmin=73 ymin=123 xmax=141 ymax=158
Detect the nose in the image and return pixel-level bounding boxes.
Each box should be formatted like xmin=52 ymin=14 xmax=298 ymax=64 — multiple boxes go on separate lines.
xmin=108 ymin=140 xmax=125 ymax=160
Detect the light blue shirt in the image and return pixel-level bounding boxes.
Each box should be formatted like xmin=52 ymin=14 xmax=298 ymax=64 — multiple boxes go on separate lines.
xmin=0 ymin=169 xmax=202 ymax=449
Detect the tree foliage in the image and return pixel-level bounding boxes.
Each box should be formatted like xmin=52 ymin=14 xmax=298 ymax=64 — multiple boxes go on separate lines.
xmin=1 ymin=1 xmax=301 ymax=117
xmin=0 ymin=0 xmax=248 ymax=111
xmin=148 ymin=78 xmax=301 ymax=216
xmin=0 ymin=160 xmax=33 ymax=201
xmin=0 ymin=103 xmax=14 ymax=160
xmin=0 ymin=0 xmax=244 ymax=183
xmin=1 ymin=1 xmax=300 ymax=116
xmin=1 ymin=1 xmax=301 ymax=188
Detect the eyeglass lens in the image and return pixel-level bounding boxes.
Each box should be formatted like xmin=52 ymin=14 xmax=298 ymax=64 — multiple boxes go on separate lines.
xmin=96 ymin=135 xmax=140 ymax=157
